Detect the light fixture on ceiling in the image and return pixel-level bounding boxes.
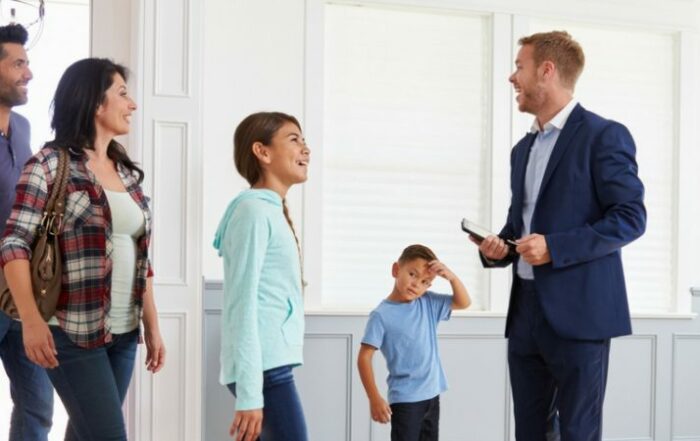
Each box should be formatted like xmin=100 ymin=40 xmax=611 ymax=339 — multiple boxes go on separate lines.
xmin=0 ymin=0 xmax=45 ymax=49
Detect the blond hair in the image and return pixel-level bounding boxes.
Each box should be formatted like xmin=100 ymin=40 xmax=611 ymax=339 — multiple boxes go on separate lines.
xmin=519 ymin=31 xmax=585 ymax=89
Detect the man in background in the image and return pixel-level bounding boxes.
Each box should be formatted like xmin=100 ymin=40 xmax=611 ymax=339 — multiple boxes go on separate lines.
xmin=0 ymin=23 xmax=54 ymax=441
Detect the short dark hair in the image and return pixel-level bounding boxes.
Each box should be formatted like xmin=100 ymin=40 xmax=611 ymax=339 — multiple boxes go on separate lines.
xmin=398 ymin=244 xmax=438 ymax=264
xmin=0 ymin=24 xmax=28 ymax=59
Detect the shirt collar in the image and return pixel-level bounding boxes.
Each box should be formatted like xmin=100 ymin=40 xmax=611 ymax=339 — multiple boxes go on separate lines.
xmin=530 ymin=99 xmax=578 ymax=134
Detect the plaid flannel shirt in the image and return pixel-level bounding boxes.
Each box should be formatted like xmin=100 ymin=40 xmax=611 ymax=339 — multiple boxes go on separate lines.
xmin=0 ymin=146 xmax=153 ymax=348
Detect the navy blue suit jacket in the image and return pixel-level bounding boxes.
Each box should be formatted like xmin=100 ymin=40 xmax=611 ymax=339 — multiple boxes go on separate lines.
xmin=487 ymin=104 xmax=646 ymax=340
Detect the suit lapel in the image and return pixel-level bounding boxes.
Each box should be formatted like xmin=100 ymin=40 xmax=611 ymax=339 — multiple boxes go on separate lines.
xmin=535 ymin=104 xmax=584 ymax=203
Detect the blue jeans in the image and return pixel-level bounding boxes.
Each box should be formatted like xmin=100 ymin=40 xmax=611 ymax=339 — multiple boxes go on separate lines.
xmin=0 ymin=310 xmax=54 ymax=441
xmin=47 ymin=326 xmax=138 ymax=441
xmin=228 ymin=364 xmax=308 ymax=441
xmin=390 ymin=395 xmax=440 ymax=441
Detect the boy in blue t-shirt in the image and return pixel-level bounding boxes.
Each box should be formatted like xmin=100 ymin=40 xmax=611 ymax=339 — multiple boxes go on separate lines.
xmin=358 ymin=244 xmax=471 ymax=441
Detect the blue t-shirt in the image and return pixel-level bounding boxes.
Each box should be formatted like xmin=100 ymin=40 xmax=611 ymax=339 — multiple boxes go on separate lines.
xmin=362 ymin=291 xmax=453 ymax=404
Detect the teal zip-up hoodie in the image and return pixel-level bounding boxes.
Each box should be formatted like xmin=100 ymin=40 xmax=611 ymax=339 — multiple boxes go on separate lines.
xmin=213 ymin=189 xmax=304 ymax=410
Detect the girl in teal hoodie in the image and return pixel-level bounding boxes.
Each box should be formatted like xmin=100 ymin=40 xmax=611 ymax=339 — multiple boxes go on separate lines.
xmin=213 ymin=112 xmax=310 ymax=441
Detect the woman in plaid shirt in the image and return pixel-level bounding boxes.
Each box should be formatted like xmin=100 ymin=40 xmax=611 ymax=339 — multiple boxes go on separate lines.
xmin=1 ymin=58 xmax=165 ymax=440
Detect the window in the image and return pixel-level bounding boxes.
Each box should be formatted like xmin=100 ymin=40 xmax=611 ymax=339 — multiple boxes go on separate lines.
xmin=305 ymin=3 xmax=492 ymax=310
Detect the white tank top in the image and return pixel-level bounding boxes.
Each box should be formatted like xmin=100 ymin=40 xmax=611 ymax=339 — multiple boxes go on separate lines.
xmin=105 ymin=189 xmax=145 ymax=334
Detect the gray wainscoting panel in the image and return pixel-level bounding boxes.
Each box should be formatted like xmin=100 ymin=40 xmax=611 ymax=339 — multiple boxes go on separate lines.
xmin=368 ymin=357 xmax=390 ymax=441
xmin=203 ymin=310 xmax=235 ymax=441
xmin=296 ymin=334 xmax=353 ymax=441
xmin=603 ymin=335 xmax=656 ymax=440
xmin=438 ymin=335 xmax=509 ymax=441
xmin=672 ymin=334 xmax=700 ymax=440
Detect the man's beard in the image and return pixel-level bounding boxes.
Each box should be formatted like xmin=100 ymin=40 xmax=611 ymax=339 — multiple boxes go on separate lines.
xmin=0 ymin=85 xmax=28 ymax=107
xmin=519 ymin=86 xmax=546 ymax=115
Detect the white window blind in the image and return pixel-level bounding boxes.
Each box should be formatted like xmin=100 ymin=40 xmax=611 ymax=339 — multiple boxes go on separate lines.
xmin=528 ymin=20 xmax=676 ymax=312
xmin=321 ymin=4 xmax=491 ymax=309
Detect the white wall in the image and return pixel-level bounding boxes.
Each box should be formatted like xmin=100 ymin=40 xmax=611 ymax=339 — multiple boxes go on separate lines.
xmin=201 ymin=0 xmax=306 ymax=279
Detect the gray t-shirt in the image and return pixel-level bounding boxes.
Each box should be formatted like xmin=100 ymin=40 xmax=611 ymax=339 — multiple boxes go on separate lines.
xmin=0 ymin=112 xmax=31 ymax=229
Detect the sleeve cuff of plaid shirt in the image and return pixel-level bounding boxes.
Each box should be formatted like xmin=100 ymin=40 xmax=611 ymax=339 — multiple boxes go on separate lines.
xmin=0 ymin=240 xmax=31 ymax=268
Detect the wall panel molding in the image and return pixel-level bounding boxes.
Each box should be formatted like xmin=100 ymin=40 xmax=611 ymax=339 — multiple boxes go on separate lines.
xmin=150 ymin=312 xmax=188 ymax=441
xmin=603 ymin=335 xmax=657 ymax=440
xmin=440 ymin=334 xmax=511 ymax=441
xmin=152 ymin=120 xmax=189 ymax=286
xmin=153 ymin=0 xmax=190 ymax=96
xmin=671 ymin=334 xmax=700 ymax=440
xmin=302 ymin=333 xmax=354 ymax=441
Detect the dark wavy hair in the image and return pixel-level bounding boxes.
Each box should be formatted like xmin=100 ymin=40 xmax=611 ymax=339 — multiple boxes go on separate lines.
xmin=0 ymin=24 xmax=28 ymax=58
xmin=47 ymin=58 xmax=144 ymax=183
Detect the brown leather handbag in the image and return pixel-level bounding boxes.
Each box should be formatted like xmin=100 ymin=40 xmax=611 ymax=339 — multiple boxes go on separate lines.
xmin=0 ymin=148 xmax=70 ymax=321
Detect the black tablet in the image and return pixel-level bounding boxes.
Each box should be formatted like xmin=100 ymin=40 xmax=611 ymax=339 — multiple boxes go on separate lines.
xmin=461 ymin=218 xmax=517 ymax=246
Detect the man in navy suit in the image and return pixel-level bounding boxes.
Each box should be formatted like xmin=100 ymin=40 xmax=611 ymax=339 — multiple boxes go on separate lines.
xmin=471 ymin=31 xmax=646 ymax=440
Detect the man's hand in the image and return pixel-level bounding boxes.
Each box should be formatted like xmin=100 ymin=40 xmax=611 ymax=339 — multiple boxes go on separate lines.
xmin=369 ymin=396 xmax=392 ymax=424
xmin=470 ymin=235 xmax=509 ymax=261
xmin=230 ymin=409 xmax=263 ymax=441
xmin=516 ymin=234 xmax=551 ymax=266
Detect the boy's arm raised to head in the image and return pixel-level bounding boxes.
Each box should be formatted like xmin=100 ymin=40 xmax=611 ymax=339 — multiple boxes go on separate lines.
xmin=357 ymin=343 xmax=392 ymax=424
xmin=449 ymin=274 xmax=471 ymax=310
xmin=428 ymin=260 xmax=471 ymax=310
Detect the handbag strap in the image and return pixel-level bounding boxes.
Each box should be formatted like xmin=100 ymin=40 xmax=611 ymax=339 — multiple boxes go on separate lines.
xmin=42 ymin=148 xmax=70 ymax=234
